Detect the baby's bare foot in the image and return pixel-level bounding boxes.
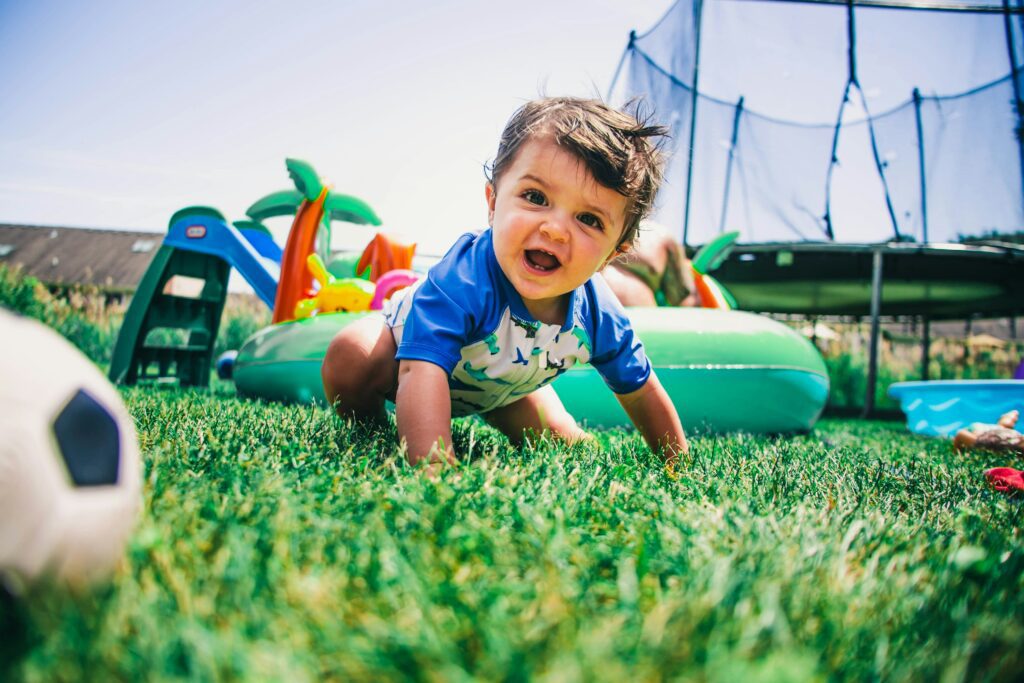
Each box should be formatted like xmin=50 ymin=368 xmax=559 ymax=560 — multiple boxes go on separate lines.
xmin=953 ymin=430 xmax=976 ymax=452
xmin=998 ymin=409 xmax=1020 ymax=429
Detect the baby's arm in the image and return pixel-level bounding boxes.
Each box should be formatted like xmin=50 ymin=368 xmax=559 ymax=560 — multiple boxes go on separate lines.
xmin=616 ymin=372 xmax=688 ymax=464
xmin=395 ymin=360 xmax=456 ymax=466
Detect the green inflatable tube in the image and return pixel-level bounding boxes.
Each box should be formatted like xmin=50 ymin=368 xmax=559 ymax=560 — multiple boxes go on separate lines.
xmin=234 ymin=308 xmax=829 ymax=433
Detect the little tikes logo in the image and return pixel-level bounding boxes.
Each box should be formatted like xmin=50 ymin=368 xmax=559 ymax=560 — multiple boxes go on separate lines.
xmin=186 ymin=225 xmax=207 ymax=239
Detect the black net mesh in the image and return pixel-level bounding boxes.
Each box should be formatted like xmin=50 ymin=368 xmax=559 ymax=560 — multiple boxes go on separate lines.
xmin=610 ymin=0 xmax=1024 ymax=246
xmin=622 ymin=49 xmax=694 ymax=236
xmin=920 ymin=78 xmax=1024 ymax=240
xmin=855 ymin=4 xmax=1012 ymax=108
xmin=727 ymin=110 xmax=836 ymax=242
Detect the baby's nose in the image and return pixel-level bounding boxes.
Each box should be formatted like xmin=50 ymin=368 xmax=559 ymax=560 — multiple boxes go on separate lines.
xmin=540 ymin=216 xmax=570 ymax=242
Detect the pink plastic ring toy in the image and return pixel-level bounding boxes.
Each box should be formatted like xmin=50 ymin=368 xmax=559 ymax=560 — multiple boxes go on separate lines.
xmin=370 ymin=269 xmax=420 ymax=310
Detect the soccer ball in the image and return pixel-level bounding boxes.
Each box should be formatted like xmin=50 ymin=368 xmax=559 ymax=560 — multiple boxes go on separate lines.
xmin=0 ymin=308 xmax=141 ymax=586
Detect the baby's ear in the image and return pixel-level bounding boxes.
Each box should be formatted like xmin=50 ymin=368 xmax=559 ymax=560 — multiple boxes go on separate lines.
xmin=485 ymin=183 xmax=496 ymax=224
xmin=600 ymin=246 xmax=627 ymax=270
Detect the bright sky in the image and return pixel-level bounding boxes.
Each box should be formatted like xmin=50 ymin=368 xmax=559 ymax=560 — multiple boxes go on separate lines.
xmin=0 ymin=0 xmax=669 ymax=256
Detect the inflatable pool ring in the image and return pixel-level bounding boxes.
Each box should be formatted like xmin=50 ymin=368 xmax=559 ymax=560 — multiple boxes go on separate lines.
xmin=234 ymin=308 xmax=830 ymax=433
xmin=370 ymin=269 xmax=419 ymax=310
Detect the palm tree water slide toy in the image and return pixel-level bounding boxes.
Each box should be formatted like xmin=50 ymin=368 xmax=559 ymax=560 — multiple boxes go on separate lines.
xmin=112 ymin=159 xmax=830 ymax=433
xmin=109 ymin=158 xmax=384 ymax=386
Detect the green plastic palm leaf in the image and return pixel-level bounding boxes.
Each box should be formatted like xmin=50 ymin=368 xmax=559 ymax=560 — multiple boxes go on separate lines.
xmin=285 ymin=158 xmax=324 ymax=201
xmin=245 ymin=190 xmax=303 ymax=222
xmin=325 ymin=193 xmax=382 ymax=226
xmin=692 ymin=231 xmax=740 ymax=275
xmin=246 ymin=190 xmax=381 ymax=227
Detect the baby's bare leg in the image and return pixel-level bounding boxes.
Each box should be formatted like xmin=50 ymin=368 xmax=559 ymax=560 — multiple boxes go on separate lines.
xmin=953 ymin=429 xmax=978 ymax=452
xmin=483 ymin=385 xmax=590 ymax=446
xmin=602 ymin=264 xmax=658 ymax=307
xmin=321 ymin=316 xmax=399 ymax=423
xmin=998 ymin=410 xmax=1020 ymax=429
xmin=606 ymin=233 xmax=697 ymax=307
xmin=660 ymin=237 xmax=698 ymax=307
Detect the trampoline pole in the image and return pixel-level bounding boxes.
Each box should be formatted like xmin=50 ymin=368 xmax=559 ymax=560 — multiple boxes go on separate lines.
xmin=824 ymin=1 xmax=858 ymax=241
xmin=921 ymin=316 xmax=930 ymax=381
xmin=718 ymin=96 xmax=744 ymax=235
xmin=682 ymin=0 xmax=705 ymax=247
xmin=863 ymin=249 xmax=883 ymax=418
xmin=912 ymin=88 xmax=929 ymax=243
xmin=1002 ymin=0 xmax=1024 ymax=219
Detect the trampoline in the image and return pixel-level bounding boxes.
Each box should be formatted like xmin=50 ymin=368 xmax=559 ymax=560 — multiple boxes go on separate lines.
xmin=714 ymin=240 xmax=1024 ymax=319
xmin=609 ymin=0 xmax=1024 ymax=414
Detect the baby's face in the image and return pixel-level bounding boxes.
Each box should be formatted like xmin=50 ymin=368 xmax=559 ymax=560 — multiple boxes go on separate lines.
xmin=486 ymin=136 xmax=628 ymax=324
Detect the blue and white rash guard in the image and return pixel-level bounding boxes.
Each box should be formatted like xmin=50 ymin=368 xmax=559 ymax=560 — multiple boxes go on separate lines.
xmin=383 ymin=229 xmax=651 ymax=416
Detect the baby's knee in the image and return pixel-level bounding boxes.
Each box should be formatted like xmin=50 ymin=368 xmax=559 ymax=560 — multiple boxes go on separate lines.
xmin=323 ymin=331 xmax=363 ymax=386
xmin=322 ymin=320 xmax=396 ymax=406
xmin=536 ymin=405 xmax=587 ymax=445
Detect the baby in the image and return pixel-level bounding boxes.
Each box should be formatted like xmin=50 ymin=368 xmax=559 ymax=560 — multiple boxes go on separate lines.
xmin=321 ymin=97 xmax=688 ymax=467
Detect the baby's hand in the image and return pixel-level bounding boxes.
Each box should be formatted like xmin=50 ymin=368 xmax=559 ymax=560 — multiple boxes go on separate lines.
xmin=395 ymin=360 xmax=455 ymax=466
xmin=421 ymin=459 xmax=461 ymax=482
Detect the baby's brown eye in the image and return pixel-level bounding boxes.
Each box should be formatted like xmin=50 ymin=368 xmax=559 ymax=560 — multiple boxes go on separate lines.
xmin=523 ymin=190 xmax=546 ymax=205
xmin=578 ymin=213 xmax=604 ymax=230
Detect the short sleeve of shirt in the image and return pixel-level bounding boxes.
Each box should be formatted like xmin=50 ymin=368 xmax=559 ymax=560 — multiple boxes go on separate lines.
xmin=392 ymin=233 xmax=483 ymax=374
xmin=586 ymin=274 xmax=652 ymax=394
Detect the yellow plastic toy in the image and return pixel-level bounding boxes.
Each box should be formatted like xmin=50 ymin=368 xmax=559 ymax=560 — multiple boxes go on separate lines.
xmin=293 ymin=253 xmax=375 ymax=319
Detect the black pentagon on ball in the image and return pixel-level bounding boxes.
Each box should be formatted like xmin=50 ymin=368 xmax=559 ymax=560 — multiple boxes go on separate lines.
xmin=52 ymin=389 xmax=121 ymax=487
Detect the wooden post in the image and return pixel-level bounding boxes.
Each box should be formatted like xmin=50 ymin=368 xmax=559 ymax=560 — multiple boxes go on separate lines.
xmin=863 ymin=249 xmax=883 ymax=418
xmin=921 ymin=316 xmax=930 ymax=381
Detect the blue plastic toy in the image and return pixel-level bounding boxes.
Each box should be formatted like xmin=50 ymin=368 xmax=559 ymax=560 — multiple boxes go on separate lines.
xmin=216 ymin=350 xmax=239 ymax=380
xmin=164 ymin=215 xmax=279 ymax=309
xmin=888 ymin=380 xmax=1024 ymax=437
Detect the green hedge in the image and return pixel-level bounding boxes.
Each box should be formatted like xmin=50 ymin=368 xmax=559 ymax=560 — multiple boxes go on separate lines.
xmin=0 ymin=264 xmax=119 ymax=365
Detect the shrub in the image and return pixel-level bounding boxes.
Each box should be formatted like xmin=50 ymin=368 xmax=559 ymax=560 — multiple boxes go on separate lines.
xmin=0 ymin=264 xmax=120 ymax=365
xmin=808 ymin=322 xmax=1023 ymax=411
xmin=213 ymin=295 xmax=271 ymax=362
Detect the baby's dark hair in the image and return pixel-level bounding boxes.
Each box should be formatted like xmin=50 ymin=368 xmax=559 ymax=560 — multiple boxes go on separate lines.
xmin=485 ymin=97 xmax=669 ymax=249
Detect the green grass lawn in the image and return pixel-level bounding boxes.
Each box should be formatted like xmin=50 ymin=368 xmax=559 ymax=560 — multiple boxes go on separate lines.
xmin=4 ymin=385 xmax=1023 ymax=682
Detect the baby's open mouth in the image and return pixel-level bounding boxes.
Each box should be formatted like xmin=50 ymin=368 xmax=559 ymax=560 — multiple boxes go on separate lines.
xmin=525 ymin=249 xmax=561 ymax=272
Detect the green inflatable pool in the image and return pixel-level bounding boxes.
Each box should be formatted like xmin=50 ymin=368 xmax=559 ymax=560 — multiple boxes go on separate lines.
xmin=233 ymin=308 xmax=829 ymax=433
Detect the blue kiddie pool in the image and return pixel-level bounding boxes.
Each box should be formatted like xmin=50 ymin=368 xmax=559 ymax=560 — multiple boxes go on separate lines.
xmin=888 ymin=380 xmax=1024 ymax=437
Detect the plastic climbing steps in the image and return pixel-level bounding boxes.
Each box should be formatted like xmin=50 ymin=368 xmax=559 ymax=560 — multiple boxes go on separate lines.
xmin=109 ymin=206 xmax=278 ymax=387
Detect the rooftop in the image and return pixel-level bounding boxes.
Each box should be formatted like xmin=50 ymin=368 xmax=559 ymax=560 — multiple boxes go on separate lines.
xmin=0 ymin=223 xmax=163 ymax=292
